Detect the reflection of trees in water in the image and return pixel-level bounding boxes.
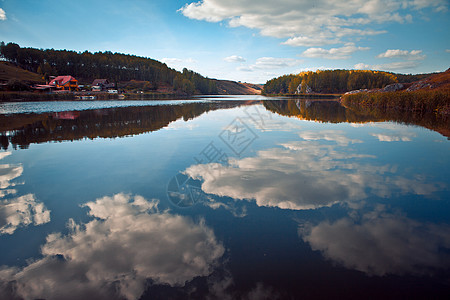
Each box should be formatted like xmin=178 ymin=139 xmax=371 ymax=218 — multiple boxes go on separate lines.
xmin=264 ymin=100 xmax=450 ymax=138
xmin=2 ymin=99 xmax=448 ymax=150
xmin=264 ymin=100 xmax=350 ymax=123
xmin=0 ymin=102 xmax=246 ymax=150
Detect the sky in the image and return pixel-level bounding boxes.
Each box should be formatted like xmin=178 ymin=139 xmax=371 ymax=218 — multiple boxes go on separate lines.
xmin=0 ymin=0 xmax=449 ymax=83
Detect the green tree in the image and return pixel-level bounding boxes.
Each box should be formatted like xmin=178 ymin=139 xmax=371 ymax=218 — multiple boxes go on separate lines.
xmin=1 ymin=42 xmax=20 ymax=62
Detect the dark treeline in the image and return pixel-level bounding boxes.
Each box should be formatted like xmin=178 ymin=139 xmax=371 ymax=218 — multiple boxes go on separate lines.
xmin=0 ymin=101 xmax=248 ymax=150
xmin=263 ymin=70 xmax=401 ymax=94
xmin=0 ymin=42 xmax=217 ymax=95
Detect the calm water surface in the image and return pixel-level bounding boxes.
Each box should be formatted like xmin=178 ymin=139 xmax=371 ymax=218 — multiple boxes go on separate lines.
xmin=0 ymin=96 xmax=449 ymax=299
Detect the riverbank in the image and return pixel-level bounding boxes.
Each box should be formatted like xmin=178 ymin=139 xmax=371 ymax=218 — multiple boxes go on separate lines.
xmin=0 ymin=91 xmax=186 ymax=102
xmin=263 ymin=93 xmax=341 ymax=99
xmin=341 ymin=69 xmax=450 ymax=115
xmin=341 ymin=86 xmax=449 ymax=115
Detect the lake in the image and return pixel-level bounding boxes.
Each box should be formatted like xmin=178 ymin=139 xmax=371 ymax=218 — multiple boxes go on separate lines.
xmin=0 ymin=96 xmax=449 ymax=299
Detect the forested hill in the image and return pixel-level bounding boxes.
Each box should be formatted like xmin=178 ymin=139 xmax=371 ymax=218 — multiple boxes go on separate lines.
xmin=0 ymin=42 xmax=217 ymax=95
xmin=263 ymin=69 xmax=435 ymax=95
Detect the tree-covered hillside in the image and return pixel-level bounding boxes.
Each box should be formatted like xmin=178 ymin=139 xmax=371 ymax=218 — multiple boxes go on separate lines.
xmin=263 ymin=69 xmax=401 ymax=95
xmin=0 ymin=42 xmax=217 ymax=95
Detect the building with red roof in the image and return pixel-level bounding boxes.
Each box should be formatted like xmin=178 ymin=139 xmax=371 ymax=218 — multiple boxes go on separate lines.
xmin=49 ymin=76 xmax=79 ymax=91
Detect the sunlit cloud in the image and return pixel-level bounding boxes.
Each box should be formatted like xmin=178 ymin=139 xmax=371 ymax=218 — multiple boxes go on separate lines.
xmin=238 ymin=57 xmax=303 ymax=72
xmin=162 ymin=58 xmax=183 ymax=64
xmin=283 ymin=36 xmax=341 ymax=47
xmin=224 ymin=55 xmax=246 ymax=63
xmin=354 ymin=62 xmax=372 ymax=70
xmin=0 ymin=8 xmax=6 ymax=21
xmin=179 ymin=0 xmax=446 ymax=49
xmin=161 ymin=57 xmax=198 ymax=71
xmin=295 ymin=66 xmax=334 ymax=73
xmin=0 ymin=193 xmax=224 ymax=300
xmin=354 ymin=60 xmax=421 ymax=70
xmin=301 ymin=43 xmax=370 ymax=60
xmin=377 ymin=49 xmax=426 ymax=60
xmin=409 ymin=0 xmax=448 ymax=12
xmin=299 ymin=207 xmax=450 ymax=276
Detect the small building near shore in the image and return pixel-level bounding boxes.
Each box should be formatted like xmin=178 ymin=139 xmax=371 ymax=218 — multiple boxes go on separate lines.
xmin=48 ymin=76 xmax=79 ymax=91
xmin=91 ymin=79 xmax=116 ymax=91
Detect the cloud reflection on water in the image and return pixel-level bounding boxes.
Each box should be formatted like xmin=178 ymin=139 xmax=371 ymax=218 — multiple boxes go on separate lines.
xmin=185 ymin=130 xmax=441 ymax=210
xmin=0 ymin=194 xmax=51 ymax=235
xmin=299 ymin=206 xmax=450 ymax=276
xmin=0 ymin=193 xmax=224 ymax=300
xmin=0 ymin=152 xmax=50 ymax=235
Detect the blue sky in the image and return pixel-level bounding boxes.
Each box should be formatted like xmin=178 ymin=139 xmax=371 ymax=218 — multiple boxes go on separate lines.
xmin=0 ymin=0 xmax=449 ymax=83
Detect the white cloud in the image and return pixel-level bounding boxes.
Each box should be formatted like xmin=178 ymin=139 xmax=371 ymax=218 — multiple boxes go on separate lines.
xmin=0 ymin=8 xmax=6 ymax=21
xmin=299 ymin=208 xmax=450 ymax=276
xmin=354 ymin=60 xmax=420 ymax=71
xmin=295 ymin=66 xmax=334 ymax=73
xmin=179 ymin=1 xmax=446 ymax=47
xmin=224 ymin=55 xmax=246 ymax=62
xmin=377 ymin=49 xmax=426 ymax=60
xmin=184 ymin=131 xmax=441 ymax=211
xmin=446 ymin=49 xmax=450 ymax=53
xmin=409 ymin=0 xmax=448 ymax=12
xmin=0 ymin=193 xmax=224 ymax=300
xmin=162 ymin=58 xmax=183 ymax=64
xmin=353 ymin=62 xmax=372 ymax=70
xmin=238 ymin=57 xmax=303 ymax=72
xmin=161 ymin=57 xmax=198 ymax=70
xmin=301 ymin=43 xmax=370 ymax=60
xmin=283 ymin=36 xmax=341 ymax=47
xmin=355 ymin=49 xmax=426 ymax=71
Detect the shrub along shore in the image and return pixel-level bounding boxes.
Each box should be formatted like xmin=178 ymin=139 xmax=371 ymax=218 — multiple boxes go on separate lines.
xmin=341 ymin=89 xmax=450 ymax=115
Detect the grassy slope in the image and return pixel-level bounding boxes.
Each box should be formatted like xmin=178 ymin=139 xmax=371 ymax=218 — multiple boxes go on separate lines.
xmin=215 ymin=80 xmax=262 ymax=95
xmin=0 ymin=62 xmax=44 ymax=84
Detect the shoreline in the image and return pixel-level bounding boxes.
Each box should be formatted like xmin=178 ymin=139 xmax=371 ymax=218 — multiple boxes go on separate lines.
xmin=340 ymin=89 xmax=450 ymax=116
xmin=262 ymin=93 xmax=342 ymax=99
xmin=0 ymin=91 xmax=192 ymax=102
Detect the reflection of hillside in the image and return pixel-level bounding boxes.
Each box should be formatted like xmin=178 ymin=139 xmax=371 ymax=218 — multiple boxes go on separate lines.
xmin=0 ymin=102 xmax=245 ymax=150
xmin=263 ymin=100 xmax=450 ymax=138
